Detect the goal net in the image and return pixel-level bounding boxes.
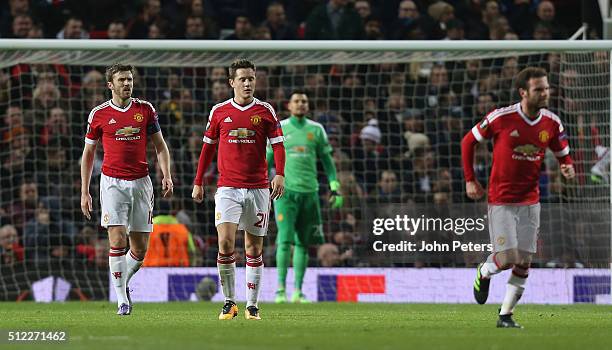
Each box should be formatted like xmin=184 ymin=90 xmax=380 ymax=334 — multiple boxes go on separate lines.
xmin=0 ymin=41 xmax=609 ymax=303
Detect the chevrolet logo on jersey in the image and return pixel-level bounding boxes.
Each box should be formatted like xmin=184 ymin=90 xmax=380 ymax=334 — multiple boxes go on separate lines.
xmin=513 ymin=144 xmax=541 ymax=161
xmin=229 ymin=128 xmax=255 ymax=138
xmin=115 ymin=126 xmax=141 ymax=141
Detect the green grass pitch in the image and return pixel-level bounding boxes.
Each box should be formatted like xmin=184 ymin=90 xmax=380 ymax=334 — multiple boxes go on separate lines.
xmin=0 ymin=302 xmax=611 ymax=350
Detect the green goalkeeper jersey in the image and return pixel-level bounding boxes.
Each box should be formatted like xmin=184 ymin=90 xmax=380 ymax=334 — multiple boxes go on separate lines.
xmin=267 ymin=115 xmax=336 ymax=193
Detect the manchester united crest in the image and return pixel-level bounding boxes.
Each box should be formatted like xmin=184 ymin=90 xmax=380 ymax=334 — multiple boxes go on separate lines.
xmin=103 ymin=214 xmax=110 ymax=224
xmin=307 ymin=132 xmax=314 ymax=141
xmin=250 ymin=115 xmax=261 ymax=126
xmin=134 ymin=113 xmax=144 ymax=122
xmin=539 ymin=130 xmax=550 ymax=143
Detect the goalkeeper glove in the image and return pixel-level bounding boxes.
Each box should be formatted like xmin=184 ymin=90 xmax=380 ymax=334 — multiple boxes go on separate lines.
xmin=329 ymin=180 xmax=344 ymax=209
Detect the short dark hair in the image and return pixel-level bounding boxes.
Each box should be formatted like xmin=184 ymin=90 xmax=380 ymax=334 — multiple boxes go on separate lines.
xmin=228 ymin=58 xmax=255 ymax=79
xmin=105 ymin=63 xmax=136 ymax=82
xmin=290 ymin=90 xmax=308 ymax=98
xmin=515 ymin=67 xmax=547 ymax=91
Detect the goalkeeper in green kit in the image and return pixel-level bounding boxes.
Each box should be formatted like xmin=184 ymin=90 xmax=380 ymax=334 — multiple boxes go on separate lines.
xmin=267 ymin=91 xmax=342 ymax=303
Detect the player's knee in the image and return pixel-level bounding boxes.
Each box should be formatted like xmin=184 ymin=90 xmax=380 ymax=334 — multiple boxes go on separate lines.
xmin=218 ymin=239 xmax=234 ymax=254
xmin=497 ymin=249 xmax=520 ymax=268
xmin=512 ymin=263 xmax=530 ymax=278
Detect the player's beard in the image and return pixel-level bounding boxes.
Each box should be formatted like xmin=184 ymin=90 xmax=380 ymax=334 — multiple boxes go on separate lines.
xmin=116 ymin=87 xmax=132 ymax=101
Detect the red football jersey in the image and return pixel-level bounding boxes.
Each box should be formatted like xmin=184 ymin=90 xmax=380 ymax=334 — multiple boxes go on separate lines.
xmin=85 ymin=98 xmax=160 ymax=180
xmin=203 ymin=98 xmax=284 ymax=188
xmin=471 ymin=103 xmax=571 ymax=205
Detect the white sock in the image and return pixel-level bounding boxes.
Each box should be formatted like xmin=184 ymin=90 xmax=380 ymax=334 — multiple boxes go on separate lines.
xmin=126 ymin=250 xmax=144 ymax=285
xmin=109 ymin=246 xmax=128 ymax=307
xmin=217 ymin=251 xmax=236 ymax=302
xmin=246 ymin=253 xmax=263 ymax=308
xmin=500 ymin=273 xmax=527 ymax=315
xmin=480 ymin=253 xmax=502 ymax=278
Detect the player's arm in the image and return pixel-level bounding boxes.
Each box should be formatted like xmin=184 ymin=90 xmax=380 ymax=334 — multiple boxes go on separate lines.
xmin=80 ymin=142 xmax=96 ymax=220
xmin=317 ymin=128 xmax=342 ymax=208
xmin=81 ymin=113 xmax=101 ymax=220
xmin=192 ymin=111 xmax=220 ymax=203
xmin=266 ymin=107 xmax=285 ymax=200
xmin=461 ymin=117 xmax=494 ymax=200
xmin=549 ymin=122 xmax=575 ymax=180
xmin=150 ymin=132 xmax=174 ymax=198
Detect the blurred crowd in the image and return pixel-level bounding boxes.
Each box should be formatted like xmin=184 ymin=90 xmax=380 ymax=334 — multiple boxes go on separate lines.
xmin=0 ymin=0 xmax=596 ymax=41
xmin=0 ymin=1 xmax=608 ymax=281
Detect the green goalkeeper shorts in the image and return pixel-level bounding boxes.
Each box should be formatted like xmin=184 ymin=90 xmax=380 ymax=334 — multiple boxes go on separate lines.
xmin=273 ymin=189 xmax=323 ymax=246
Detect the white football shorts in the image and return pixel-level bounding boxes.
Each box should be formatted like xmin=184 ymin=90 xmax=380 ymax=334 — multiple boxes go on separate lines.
xmin=214 ymin=187 xmax=271 ymax=237
xmin=100 ymin=174 xmax=154 ymax=233
xmin=488 ymin=203 xmax=540 ymax=253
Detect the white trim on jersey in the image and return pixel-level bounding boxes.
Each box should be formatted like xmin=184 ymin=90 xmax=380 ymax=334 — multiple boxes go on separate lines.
xmin=554 ymin=145 xmax=570 ymax=157
xmin=230 ymin=98 xmax=256 ymax=111
xmin=483 ymin=103 xmax=516 ymax=126
xmin=540 ymin=109 xmax=564 ymax=132
xmin=108 ymin=98 xmax=133 ymax=112
xmin=269 ymin=136 xmax=284 ymax=144
xmin=84 ymin=137 xmax=97 ymax=145
xmin=516 ymin=102 xmax=542 ymax=126
xmin=255 ymin=99 xmax=278 ymax=121
xmin=203 ymin=136 xmax=218 ymax=144
xmin=471 ymin=126 xmax=484 ymax=142
xmin=306 ymin=119 xmax=329 ymax=141
xmin=134 ymin=98 xmax=157 ymax=114
xmin=87 ymin=101 xmax=109 ymax=123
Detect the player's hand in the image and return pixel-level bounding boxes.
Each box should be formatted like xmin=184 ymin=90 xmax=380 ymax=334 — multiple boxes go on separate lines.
xmin=162 ymin=177 xmax=174 ymax=198
xmin=466 ymin=180 xmax=485 ymax=200
xmin=329 ymin=180 xmax=344 ymax=209
xmin=560 ymin=164 xmax=576 ymax=180
xmin=270 ymin=175 xmax=285 ymax=200
xmin=192 ymin=185 xmax=204 ymax=203
xmin=81 ymin=192 xmax=92 ymax=220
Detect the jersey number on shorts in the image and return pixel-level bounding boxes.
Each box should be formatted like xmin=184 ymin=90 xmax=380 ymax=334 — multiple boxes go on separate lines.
xmin=254 ymin=212 xmax=268 ymax=228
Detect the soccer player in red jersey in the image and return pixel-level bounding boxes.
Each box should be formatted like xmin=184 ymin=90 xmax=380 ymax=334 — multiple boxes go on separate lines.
xmin=192 ymin=58 xmax=285 ymax=320
xmin=462 ymin=67 xmax=575 ymax=328
xmin=80 ymin=63 xmax=174 ymax=316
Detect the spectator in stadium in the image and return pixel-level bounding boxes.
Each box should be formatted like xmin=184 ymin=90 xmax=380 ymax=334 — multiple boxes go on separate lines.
xmin=363 ymin=16 xmax=384 ymax=40
xmin=488 ymin=16 xmax=511 ymax=40
xmin=1 ymin=105 xmax=30 ymax=143
xmin=107 ymin=20 xmax=127 ymax=39
xmin=27 ymin=23 xmax=43 ymax=38
xmin=32 ymin=81 xmax=62 ymax=111
xmin=128 ymin=0 xmax=166 ymax=39
xmin=354 ymin=0 xmax=372 ymax=21
xmin=304 ymin=0 xmax=365 ymax=40
xmin=0 ymin=70 xmax=9 ymax=106
xmin=0 ymin=0 xmax=31 ymax=37
xmin=423 ymin=1 xmax=455 ymax=40
xmin=147 ymin=22 xmax=166 ymax=39
xmin=210 ymin=80 xmax=230 ymax=104
xmin=75 ymin=225 xmax=98 ymax=264
xmin=352 ymin=119 xmax=385 ymax=192
xmin=444 ymin=18 xmax=465 ymax=40
xmin=56 ymin=16 xmax=89 ymax=39
xmin=10 ymin=14 xmax=33 ymax=38
xmin=184 ymin=0 xmax=219 ymax=39
xmin=0 ymin=224 xmax=24 ymax=265
xmin=389 ymin=0 xmax=421 ymax=40
xmin=183 ymin=15 xmax=209 ymax=39
xmin=371 ymin=170 xmax=402 ymax=203
xmin=465 ymin=0 xmax=500 ymax=40
xmin=403 ymin=133 xmax=435 ymax=202
xmin=6 ymin=180 xmax=43 ymax=233
xmin=473 ymin=92 xmax=498 ymax=123
xmin=252 ymin=25 xmax=272 ymax=40
xmin=317 ymin=243 xmax=352 ymax=267
xmin=261 ymin=2 xmax=296 ymax=40
xmin=224 ymin=14 xmax=253 ymax=40
xmin=23 ymin=201 xmax=76 ymax=261
xmin=534 ymin=0 xmax=566 ymax=39
xmin=36 ymin=107 xmax=69 ymax=147
xmin=208 ymin=66 xmax=226 ymax=83
xmin=532 ymin=21 xmax=552 ymax=40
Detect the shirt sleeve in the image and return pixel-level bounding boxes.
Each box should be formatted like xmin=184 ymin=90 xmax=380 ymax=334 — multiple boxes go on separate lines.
xmin=84 ymin=110 xmax=101 ymax=145
xmin=146 ymin=102 xmax=161 ymax=135
xmin=203 ymin=109 xmax=220 ymax=144
xmin=265 ymin=106 xmax=284 ymax=144
xmin=470 ymin=111 xmax=497 ymax=143
xmin=316 ymin=125 xmax=333 ymax=155
xmin=548 ymin=120 xmax=572 ymax=163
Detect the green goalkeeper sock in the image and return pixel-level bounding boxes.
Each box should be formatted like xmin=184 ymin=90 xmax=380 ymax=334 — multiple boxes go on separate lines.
xmin=293 ymin=244 xmax=308 ymax=291
xmin=276 ymin=242 xmax=291 ymax=290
